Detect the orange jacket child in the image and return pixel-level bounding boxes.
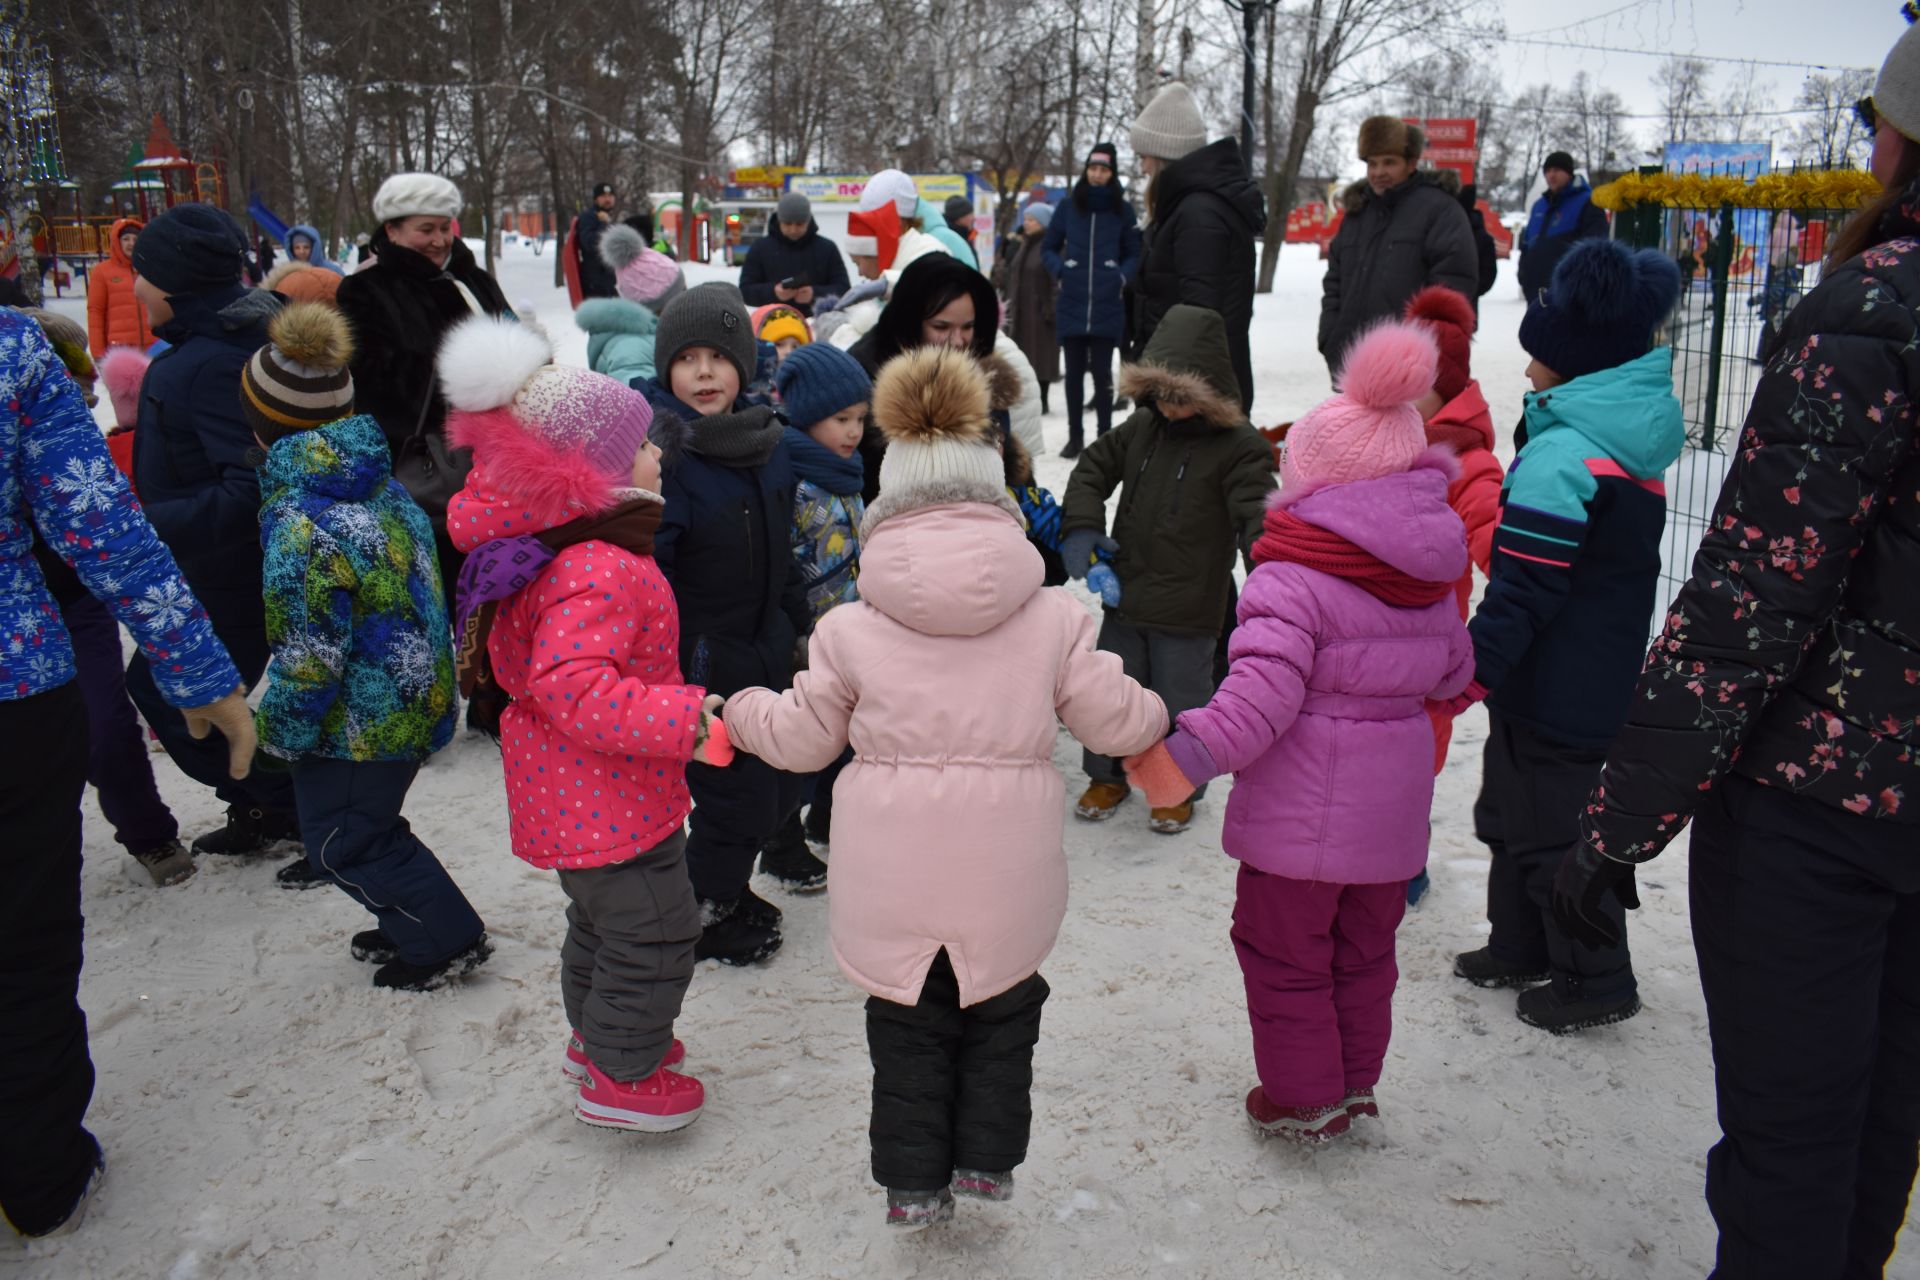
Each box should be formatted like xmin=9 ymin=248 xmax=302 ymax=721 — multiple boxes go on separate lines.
xmin=87 ymin=217 xmax=154 ymax=357
xmin=1404 ymin=286 xmax=1503 ymax=771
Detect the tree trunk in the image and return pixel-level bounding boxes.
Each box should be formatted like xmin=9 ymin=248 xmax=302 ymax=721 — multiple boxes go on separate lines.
xmin=1255 ymin=82 xmax=1318 ymax=294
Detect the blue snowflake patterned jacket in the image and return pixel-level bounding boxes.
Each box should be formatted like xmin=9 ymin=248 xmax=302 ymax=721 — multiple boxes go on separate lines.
xmin=0 ymin=310 xmax=240 ymax=704
xmin=256 ymin=414 xmax=456 ymax=762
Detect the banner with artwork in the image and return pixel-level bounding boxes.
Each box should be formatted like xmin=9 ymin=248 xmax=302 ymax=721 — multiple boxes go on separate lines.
xmin=1664 ymin=141 xmax=1773 ymax=281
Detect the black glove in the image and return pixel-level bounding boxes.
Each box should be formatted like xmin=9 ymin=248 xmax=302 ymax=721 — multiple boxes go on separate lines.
xmin=1058 ymin=529 xmax=1118 ymax=581
xmin=1550 ymin=842 xmax=1642 ymax=950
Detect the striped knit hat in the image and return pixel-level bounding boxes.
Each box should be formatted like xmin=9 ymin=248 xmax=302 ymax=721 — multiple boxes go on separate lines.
xmin=241 ymin=302 xmax=356 ymax=444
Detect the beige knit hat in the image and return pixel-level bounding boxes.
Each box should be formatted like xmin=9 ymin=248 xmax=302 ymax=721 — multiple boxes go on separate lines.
xmin=1130 ymin=82 xmax=1208 ymax=161
xmin=1873 ymin=20 xmax=1920 ymax=143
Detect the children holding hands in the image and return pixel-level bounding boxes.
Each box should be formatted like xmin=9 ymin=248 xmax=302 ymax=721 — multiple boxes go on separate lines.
xmin=1126 ymin=320 xmax=1474 ymax=1144
xmin=441 ymin=313 xmax=729 ymax=1132
xmin=720 ymin=346 xmax=1167 ymax=1229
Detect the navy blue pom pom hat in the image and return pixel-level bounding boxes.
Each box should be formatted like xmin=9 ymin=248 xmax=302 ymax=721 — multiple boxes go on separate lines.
xmin=1519 ymin=239 xmax=1684 ymax=382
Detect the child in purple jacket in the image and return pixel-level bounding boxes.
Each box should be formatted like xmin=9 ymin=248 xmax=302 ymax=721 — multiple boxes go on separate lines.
xmin=1127 ymin=321 xmax=1474 ymax=1144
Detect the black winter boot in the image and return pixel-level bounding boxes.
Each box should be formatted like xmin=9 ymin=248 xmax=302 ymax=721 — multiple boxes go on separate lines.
xmin=802 ymin=795 xmax=833 ymax=849
xmin=695 ymin=897 xmax=782 ymax=965
xmin=275 ymin=856 xmax=331 ymax=890
xmin=350 ymin=929 xmax=400 ymax=965
xmin=1515 ymin=978 xmax=1641 ymax=1034
xmin=190 ymin=805 xmax=302 ymax=857
xmin=758 ymin=812 xmax=827 ymax=893
xmin=373 ymin=933 xmax=492 ymax=992
xmin=1452 ymin=946 xmax=1548 ymax=990
xmin=735 ymin=883 xmax=784 ymax=930
xmin=1058 ymin=438 xmax=1083 ymax=460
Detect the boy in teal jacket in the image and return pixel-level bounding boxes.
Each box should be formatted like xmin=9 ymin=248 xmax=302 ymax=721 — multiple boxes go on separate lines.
xmin=1446 ymin=240 xmax=1684 ymax=1035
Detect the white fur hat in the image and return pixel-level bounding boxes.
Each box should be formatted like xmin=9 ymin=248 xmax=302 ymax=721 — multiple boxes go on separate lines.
xmin=858 ymin=169 xmax=921 ymax=218
xmin=372 ymin=173 xmax=463 ymax=224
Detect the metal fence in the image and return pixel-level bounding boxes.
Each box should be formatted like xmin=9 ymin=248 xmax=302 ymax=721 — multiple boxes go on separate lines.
xmin=1608 ymin=166 xmax=1861 ymax=626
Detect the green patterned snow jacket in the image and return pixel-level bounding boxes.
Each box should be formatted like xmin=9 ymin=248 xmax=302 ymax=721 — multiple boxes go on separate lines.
xmin=256 ymin=414 xmax=455 ymax=761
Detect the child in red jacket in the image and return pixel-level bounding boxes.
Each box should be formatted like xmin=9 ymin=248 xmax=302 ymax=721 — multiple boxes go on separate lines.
xmin=441 ymin=315 xmax=729 ymax=1133
xmin=1402 ymin=286 xmax=1504 ymax=906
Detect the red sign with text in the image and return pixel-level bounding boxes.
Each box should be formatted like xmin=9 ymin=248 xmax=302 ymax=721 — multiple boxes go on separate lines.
xmin=1404 ymin=117 xmax=1478 ymax=186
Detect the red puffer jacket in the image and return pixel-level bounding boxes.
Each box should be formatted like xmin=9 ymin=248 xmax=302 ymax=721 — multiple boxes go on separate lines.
xmin=1424 ymin=379 xmax=1504 ymax=771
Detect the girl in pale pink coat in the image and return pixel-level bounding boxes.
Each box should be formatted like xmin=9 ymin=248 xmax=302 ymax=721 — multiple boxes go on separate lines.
xmin=722 ymin=346 xmax=1166 ymax=1231
xmin=1127 ymin=321 xmax=1474 ymax=1145
xmin=440 ymin=316 xmax=729 ymax=1135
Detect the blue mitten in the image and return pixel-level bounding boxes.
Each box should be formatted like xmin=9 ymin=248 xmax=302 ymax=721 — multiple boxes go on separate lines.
xmin=1059 ymin=528 xmax=1118 ymax=581
xmin=1086 ymin=562 xmax=1122 ymax=607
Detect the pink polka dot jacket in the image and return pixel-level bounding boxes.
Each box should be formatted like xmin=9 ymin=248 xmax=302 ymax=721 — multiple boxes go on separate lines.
xmin=446 ymin=415 xmax=705 ymax=870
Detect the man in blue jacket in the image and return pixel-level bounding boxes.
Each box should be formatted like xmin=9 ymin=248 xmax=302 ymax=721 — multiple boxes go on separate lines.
xmin=127 ymin=204 xmax=303 ymax=860
xmin=1517 ymin=152 xmax=1609 ymax=298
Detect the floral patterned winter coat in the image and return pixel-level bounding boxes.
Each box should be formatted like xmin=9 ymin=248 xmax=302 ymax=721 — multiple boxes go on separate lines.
xmin=256 ymin=415 xmax=456 ymax=762
xmin=1582 ymin=195 xmax=1920 ymax=861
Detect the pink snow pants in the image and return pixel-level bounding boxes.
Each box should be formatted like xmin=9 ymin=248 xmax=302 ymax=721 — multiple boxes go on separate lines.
xmin=1230 ymin=865 xmax=1407 ymax=1108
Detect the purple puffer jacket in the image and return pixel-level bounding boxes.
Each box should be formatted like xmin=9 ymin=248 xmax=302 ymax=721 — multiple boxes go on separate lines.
xmin=1167 ymin=453 xmax=1474 ymax=884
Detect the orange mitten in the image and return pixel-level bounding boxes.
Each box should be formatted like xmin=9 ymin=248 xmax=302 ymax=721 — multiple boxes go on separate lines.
xmin=1123 ymin=741 xmax=1195 ymax=809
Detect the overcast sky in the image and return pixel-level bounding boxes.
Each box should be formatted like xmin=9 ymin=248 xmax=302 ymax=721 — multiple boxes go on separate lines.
xmin=1492 ymin=0 xmax=1893 ymax=119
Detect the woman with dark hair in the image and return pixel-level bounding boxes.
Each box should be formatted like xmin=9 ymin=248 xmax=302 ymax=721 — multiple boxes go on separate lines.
xmin=1552 ymin=31 xmax=1920 ymax=1279
xmin=1042 ymin=143 xmax=1141 ymax=457
xmin=847 ymin=254 xmax=1004 ymax=500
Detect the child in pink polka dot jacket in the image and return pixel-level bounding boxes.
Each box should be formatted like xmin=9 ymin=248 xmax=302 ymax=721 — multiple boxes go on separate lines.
xmin=441 ymin=314 xmax=731 ymax=1134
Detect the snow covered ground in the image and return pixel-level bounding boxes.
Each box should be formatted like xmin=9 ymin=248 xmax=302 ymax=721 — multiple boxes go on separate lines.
xmin=20 ymin=243 xmax=1915 ymax=1279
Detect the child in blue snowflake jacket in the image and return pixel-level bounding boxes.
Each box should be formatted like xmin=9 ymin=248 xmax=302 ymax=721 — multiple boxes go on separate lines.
xmin=244 ymin=302 xmax=489 ymax=992
xmin=776 ymin=344 xmax=872 ymax=623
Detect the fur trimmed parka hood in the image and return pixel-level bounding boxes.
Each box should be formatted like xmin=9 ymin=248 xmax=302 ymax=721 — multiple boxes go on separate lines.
xmin=1117 ymin=303 xmax=1245 ymax=424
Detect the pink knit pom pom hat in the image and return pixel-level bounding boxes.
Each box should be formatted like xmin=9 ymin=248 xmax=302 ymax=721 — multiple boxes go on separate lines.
xmin=1281 ymin=321 xmax=1439 ymax=492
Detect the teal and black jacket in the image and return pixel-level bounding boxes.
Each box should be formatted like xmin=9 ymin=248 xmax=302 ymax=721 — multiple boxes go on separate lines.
xmin=1468 ymin=348 xmax=1684 ymax=748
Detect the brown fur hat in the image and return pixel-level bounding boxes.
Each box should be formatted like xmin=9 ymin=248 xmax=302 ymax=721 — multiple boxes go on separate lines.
xmin=1357 ymin=115 xmax=1425 ymax=162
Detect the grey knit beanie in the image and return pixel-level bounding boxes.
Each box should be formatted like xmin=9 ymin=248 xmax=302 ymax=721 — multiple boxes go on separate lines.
xmin=1130 ymin=82 xmax=1208 ymax=161
xmin=1874 ymin=20 xmax=1920 ymax=143
xmin=654 ymin=282 xmax=760 ymax=387
xmin=777 ymin=191 xmax=811 ymax=224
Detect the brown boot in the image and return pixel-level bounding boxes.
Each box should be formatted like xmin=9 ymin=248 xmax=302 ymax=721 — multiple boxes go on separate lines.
xmin=1148 ymin=801 xmax=1193 ymax=834
xmin=1073 ymin=780 xmax=1131 ymax=821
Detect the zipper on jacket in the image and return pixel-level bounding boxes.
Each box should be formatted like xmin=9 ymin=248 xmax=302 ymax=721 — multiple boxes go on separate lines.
xmin=742 ymin=498 xmax=754 ymax=580
xmin=1119 ymin=433 xmax=1163 ymax=522
xmin=1086 ymin=212 xmax=1098 ymax=331
xmin=1168 ymin=446 xmax=1194 ymax=518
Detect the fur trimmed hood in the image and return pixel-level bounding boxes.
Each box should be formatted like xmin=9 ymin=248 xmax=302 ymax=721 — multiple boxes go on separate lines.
xmin=1116 ymin=363 xmax=1245 ymax=429
xmin=979 ymin=350 xmax=1023 ymax=414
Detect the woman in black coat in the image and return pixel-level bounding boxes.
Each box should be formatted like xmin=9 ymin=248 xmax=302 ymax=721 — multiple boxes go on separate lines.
xmin=335 ymin=174 xmax=511 ymax=465
xmin=1557 ymin=45 xmax=1920 ymax=1278
xmin=1128 ymin=82 xmax=1265 ymax=413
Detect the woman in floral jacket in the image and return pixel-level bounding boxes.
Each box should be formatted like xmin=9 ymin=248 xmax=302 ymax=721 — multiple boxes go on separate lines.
xmin=1556 ymin=31 xmax=1920 ymax=1279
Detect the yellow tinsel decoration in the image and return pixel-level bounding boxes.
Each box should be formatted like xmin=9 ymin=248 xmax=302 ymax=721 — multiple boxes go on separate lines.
xmin=1592 ymin=169 xmax=1883 ymax=211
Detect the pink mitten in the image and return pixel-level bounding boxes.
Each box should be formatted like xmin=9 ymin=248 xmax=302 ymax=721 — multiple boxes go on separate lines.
xmin=1124 ymin=741 xmax=1196 ymax=810
xmin=700 ymin=714 xmax=735 ymax=767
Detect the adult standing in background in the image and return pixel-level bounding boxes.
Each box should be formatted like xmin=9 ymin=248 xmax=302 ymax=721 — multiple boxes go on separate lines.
xmin=998 ymin=201 xmax=1060 ymax=415
xmin=126 ymin=205 xmax=302 ymax=861
xmin=1556 ymin=31 xmax=1920 ymax=1278
xmin=1043 ymin=142 xmax=1141 ymax=456
xmin=1128 ymin=84 xmax=1265 ymax=414
xmin=1319 ymin=117 xmax=1478 ymax=377
xmin=1517 ymin=151 xmax=1608 ymax=299
xmin=336 ymin=172 xmax=511 ymax=600
xmin=737 ymin=191 xmax=851 ymax=316
xmin=0 ymin=311 xmax=255 ymax=1238
xmin=573 ymin=182 xmax=620 ymax=300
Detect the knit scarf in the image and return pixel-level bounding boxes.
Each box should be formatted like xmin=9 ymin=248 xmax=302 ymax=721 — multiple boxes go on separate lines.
xmin=783 ymin=425 xmax=865 ymax=496
xmin=1251 ymin=506 xmax=1453 ymax=607
xmin=454 ymin=496 xmax=663 ymax=732
xmin=682 ymin=403 xmax=783 ymax=465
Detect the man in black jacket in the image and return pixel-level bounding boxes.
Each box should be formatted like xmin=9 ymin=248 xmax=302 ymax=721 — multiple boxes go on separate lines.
xmin=737 ymin=192 xmax=851 ymax=316
xmin=573 ymin=183 xmax=619 ymax=300
xmin=1319 ymin=116 xmax=1478 ymax=377
xmin=1517 ymin=152 xmax=1609 ymax=299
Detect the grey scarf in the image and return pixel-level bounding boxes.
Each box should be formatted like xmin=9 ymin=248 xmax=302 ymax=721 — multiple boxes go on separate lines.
xmin=684 ymin=403 xmax=783 ymax=466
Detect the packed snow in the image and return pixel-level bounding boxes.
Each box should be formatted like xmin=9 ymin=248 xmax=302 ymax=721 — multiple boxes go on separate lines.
xmin=19 ymin=241 xmax=1915 ymax=1279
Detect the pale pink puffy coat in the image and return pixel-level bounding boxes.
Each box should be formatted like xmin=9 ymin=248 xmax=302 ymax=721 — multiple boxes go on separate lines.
xmin=724 ymin=493 xmax=1168 ymax=1007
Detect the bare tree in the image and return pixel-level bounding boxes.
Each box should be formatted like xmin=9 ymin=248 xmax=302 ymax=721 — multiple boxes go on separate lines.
xmin=1713 ymin=66 xmax=1777 ymax=147
xmin=1652 ymin=55 xmax=1713 ymax=151
xmin=1790 ymin=69 xmax=1874 ymax=169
